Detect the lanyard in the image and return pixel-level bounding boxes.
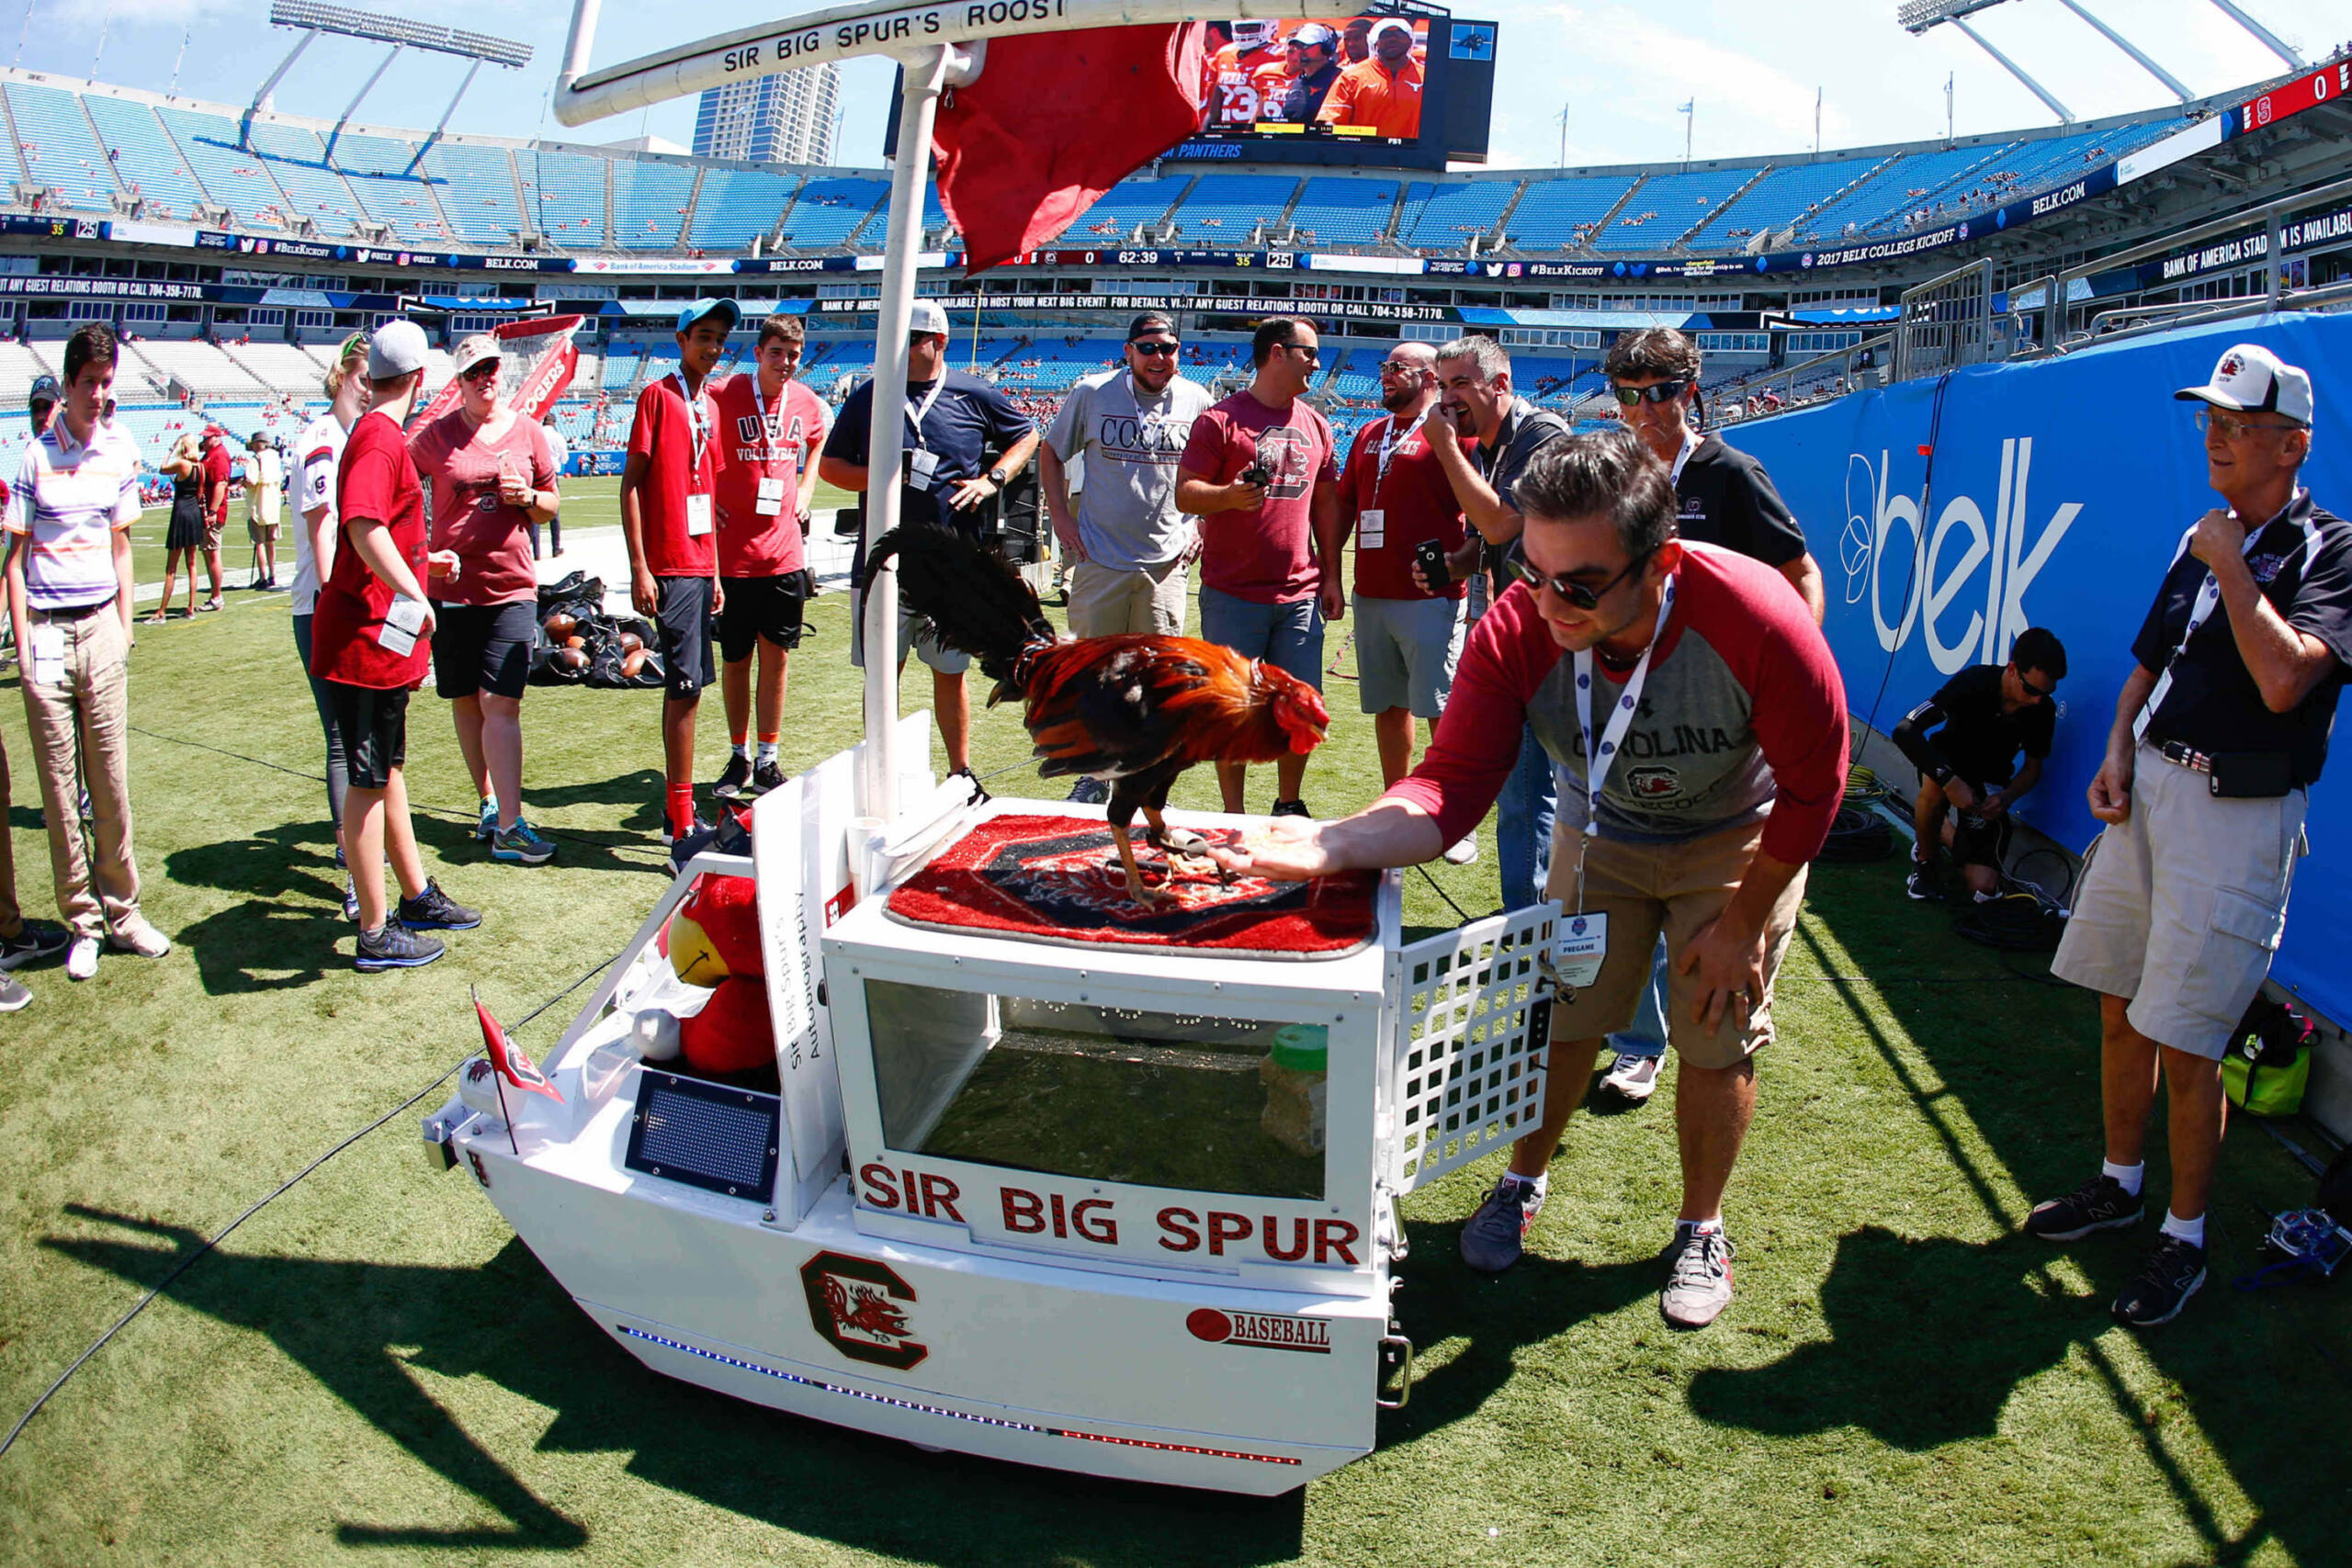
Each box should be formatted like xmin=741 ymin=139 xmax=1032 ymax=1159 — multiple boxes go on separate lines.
xmin=1568 ymin=571 xmax=1677 ymax=907
xmin=1670 ymin=428 xmax=1700 ymax=486
xmin=2133 ymin=495 xmax=2314 ymax=742
xmin=750 ymin=375 xmax=789 ymax=470
xmin=1374 ymin=414 xmax=1413 ymax=492
xmin=670 ymin=373 xmax=710 ymax=481
xmin=904 ymin=379 xmax=945 ymax=453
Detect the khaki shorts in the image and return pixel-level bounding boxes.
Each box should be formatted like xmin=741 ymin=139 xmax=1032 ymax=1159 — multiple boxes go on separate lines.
xmin=1068 ymin=558 xmax=1186 ymax=638
xmin=1545 ymin=818 xmax=1806 ymax=1070
xmin=2052 ymin=743 xmax=2306 ymax=1059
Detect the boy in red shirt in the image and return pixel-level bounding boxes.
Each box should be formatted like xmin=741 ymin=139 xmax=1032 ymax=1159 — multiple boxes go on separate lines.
xmin=709 ymin=312 xmax=828 ymax=799
xmin=310 ymin=321 xmax=481 ymax=971
xmin=623 ymin=299 xmax=737 ymax=847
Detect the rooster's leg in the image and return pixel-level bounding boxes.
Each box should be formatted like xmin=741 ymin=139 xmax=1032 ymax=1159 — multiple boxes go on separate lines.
xmin=1109 ymin=822 xmax=1173 ymax=907
xmin=1142 ymin=805 xmax=1229 ymax=886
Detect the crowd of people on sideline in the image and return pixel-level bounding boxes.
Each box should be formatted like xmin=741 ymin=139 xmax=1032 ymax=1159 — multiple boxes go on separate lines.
xmin=3 ymin=311 xmax=2344 ymax=1337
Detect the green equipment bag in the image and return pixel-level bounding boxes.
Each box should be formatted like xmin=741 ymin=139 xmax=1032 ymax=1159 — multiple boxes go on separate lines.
xmin=2222 ymin=998 xmax=2316 ymax=1118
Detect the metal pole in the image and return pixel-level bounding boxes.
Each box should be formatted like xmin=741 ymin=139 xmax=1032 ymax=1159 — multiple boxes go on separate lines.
xmin=1951 ymin=17 xmax=2075 ymax=124
xmin=2207 ymin=0 xmax=2302 ymax=68
xmin=2053 ymin=0 xmax=2194 ymax=102
xmin=2267 ymin=205 xmax=2284 ymax=310
xmin=250 ymin=30 xmax=318 ymax=117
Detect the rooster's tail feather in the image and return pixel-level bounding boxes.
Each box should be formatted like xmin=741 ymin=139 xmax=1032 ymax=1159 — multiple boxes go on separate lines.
xmin=863 ymin=524 xmax=1057 ymax=691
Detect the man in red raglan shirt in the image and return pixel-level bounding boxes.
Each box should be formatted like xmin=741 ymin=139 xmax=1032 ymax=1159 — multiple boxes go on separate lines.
xmin=1216 ymin=429 xmax=1848 ymax=1329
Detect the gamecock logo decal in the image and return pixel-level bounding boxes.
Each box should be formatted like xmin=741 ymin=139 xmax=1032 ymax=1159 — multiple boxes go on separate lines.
xmin=800 ymin=1251 xmax=929 ymax=1370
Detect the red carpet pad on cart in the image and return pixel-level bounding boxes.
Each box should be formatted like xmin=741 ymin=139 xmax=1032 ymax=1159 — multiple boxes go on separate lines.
xmin=886 ymin=814 xmax=1379 ymax=958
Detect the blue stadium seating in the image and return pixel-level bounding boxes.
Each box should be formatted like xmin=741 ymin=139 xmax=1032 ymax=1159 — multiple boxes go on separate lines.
xmin=1055 ymin=176 xmax=1189 ymax=243
xmin=689 ymin=166 xmax=798 ymax=250
xmin=1397 ymin=179 xmax=1515 ymax=250
xmin=1170 ymin=175 xmax=1299 ymax=242
xmin=1792 ymin=143 xmax=2013 ymax=242
xmin=520 ymin=148 xmax=611 ymax=249
xmin=1499 ymin=174 xmax=1637 ymax=251
xmin=328 ymin=131 xmax=454 ymax=245
xmin=79 ymin=95 xmax=208 ymax=220
xmin=1592 ymin=168 xmax=1752 ymax=253
xmin=601 ymin=343 xmax=645 ymax=391
xmin=782 ymin=176 xmax=888 ymax=249
xmin=242 ymin=121 xmax=367 ymax=237
xmin=1683 ymin=155 xmax=1885 ymax=253
xmin=156 ymin=107 xmax=296 ymax=229
xmin=423 ymin=140 xmax=524 ymax=247
xmin=611 ymin=158 xmax=695 ymax=251
xmin=1289 ymin=178 xmax=1399 ymax=247
xmin=1321 ymin=347 xmax=1384 ymax=400
xmin=6 ymin=81 xmax=119 ymax=212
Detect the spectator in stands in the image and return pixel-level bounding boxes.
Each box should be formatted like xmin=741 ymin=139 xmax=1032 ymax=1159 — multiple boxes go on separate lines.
xmin=1319 ymin=20 xmax=1423 ymax=140
xmin=1592 ymin=327 xmax=1829 ymax=1105
xmin=312 ymin=320 xmax=481 ymax=971
xmin=411 ymin=333 xmax=560 ymax=867
xmin=1340 ymin=341 xmax=1476 ymax=864
xmin=1042 ymin=311 xmax=1214 ymax=720
xmin=1277 ymin=24 xmax=1345 ymax=123
xmin=1421 ymin=334 xmax=1571 ymax=911
xmin=1212 ymin=431 xmax=1848 ymax=1326
xmin=245 ymin=431 xmax=284 ymax=592
xmin=6 ymin=323 xmax=171 ymax=981
xmin=291 ymin=333 xmax=370 ymax=921
xmin=821 ymin=299 xmax=1038 ymax=781
xmin=625 ymin=299 xmax=738 ymax=852
xmin=2032 ymin=345 xmax=2352 ymax=1328
xmin=151 ymin=431 xmax=207 ymax=624
xmin=710 ymin=313 xmax=830 ymax=803
xmin=1176 ymin=315 xmax=1343 ymax=817
xmin=1894 ymin=627 xmax=2066 ymax=905
xmin=198 ymin=427 xmax=232 ymax=611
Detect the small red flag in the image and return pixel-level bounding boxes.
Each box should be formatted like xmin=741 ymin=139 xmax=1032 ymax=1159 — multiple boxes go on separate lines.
xmin=933 ymin=25 xmax=1209 ymax=276
xmin=475 ymin=987 xmax=563 ymax=1104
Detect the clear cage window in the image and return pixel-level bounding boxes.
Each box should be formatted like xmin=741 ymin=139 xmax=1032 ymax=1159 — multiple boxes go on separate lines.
xmin=862 ymin=979 xmax=1329 ymax=1201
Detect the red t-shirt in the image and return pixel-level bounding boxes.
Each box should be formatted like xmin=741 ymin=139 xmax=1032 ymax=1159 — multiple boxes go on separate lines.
xmin=201 ymin=446 xmax=233 ymax=519
xmin=1342 ymin=413 xmax=1467 ymax=601
xmin=626 ymin=373 xmax=719 ymax=577
xmin=1178 ymin=389 xmax=1340 ymax=605
xmin=711 ymin=372 xmax=828 ymax=577
xmin=410 ymin=408 xmax=555 ymax=607
xmin=311 ymin=409 xmax=430 ymax=691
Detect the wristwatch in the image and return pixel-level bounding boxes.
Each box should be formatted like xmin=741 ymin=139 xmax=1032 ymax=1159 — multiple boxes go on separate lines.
xmin=987 ymin=466 xmax=1011 ymax=488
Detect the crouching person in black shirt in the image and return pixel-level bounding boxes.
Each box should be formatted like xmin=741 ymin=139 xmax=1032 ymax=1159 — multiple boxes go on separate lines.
xmin=1892 ymin=626 xmax=2066 ymax=901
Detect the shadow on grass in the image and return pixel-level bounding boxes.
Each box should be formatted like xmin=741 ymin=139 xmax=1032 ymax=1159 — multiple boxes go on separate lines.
xmin=47 ymin=1208 xmax=1306 ymax=1565
xmin=406 ymin=768 xmax=678 ymax=877
xmin=164 ymin=824 xmax=345 ymax=993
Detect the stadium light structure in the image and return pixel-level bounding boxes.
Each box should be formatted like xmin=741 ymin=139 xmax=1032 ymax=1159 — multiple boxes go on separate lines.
xmin=250 ymin=1 xmax=533 ymax=164
xmin=1897 ymin=0 xmax=2074 ymax=123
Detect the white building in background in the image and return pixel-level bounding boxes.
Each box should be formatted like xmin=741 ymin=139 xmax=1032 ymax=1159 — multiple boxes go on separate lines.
xmin=692 ymin=64 xmax=842 ymax=165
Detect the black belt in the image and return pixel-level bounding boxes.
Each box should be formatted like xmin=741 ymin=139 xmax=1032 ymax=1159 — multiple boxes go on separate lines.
xmin=38 ymin=598 xmax=113 ymax=621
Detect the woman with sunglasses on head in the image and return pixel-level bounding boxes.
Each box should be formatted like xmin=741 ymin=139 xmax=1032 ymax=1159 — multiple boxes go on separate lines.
xmin=408 ymin=334 xmax=560 ymax=866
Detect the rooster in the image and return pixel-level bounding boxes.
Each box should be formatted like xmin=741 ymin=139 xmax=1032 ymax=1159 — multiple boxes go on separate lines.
xmin=865 ymin=524 xmax=1329 ymax=905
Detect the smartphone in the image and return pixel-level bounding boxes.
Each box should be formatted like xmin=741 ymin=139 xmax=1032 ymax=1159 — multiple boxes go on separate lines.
xmin=1415 ymin=538 xmax=1450 ymax=592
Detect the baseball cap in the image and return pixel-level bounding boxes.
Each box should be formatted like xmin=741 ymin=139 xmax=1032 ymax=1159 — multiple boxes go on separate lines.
xmin=909 ymin=299 xmax=950 ymax=337
xmin=1291 ymin=22 xmax=1337 ymax=50
xmin=1126 ymin=311 xmax=1177 ymax=341
xmin=451 ymin=333 xmax=503 ymax=378
xmin=368 ymin=319 xmax=431 ymax=381
xmin=675 ymin=298 xmax=741 ymax=334
xmin=1371 ymin=18 xmax=1415 ymax=43
xmin=2175 ymin=343 xmax=2314 ymax=426
xmin=27 ymin=374 xmax=58 ymax=409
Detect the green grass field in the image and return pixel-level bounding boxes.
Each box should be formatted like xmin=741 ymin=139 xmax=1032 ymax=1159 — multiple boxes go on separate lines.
xmin=4 ymin=479 xmax=2347 ymax=1565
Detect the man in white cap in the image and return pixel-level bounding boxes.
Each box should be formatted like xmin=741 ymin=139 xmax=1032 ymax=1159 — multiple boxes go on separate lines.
xmin=2029 ymin=343 xmax=2352 ymax=1327
xmin=1317 ymin=18 xmax=1423 ymax=140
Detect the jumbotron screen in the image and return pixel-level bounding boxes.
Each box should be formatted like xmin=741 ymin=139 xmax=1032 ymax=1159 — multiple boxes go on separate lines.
xmin=1176 ymin=13 xmax=1497 ymax=170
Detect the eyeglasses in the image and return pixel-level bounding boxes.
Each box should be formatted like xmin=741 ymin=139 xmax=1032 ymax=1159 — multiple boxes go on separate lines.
xmin=2194 ymin=408 xmax=2301 ymax=440
xmin=1379 ymin=360 xmax=1426 ymax=376
xmin=1505 ymin=538 xmax=1654 ymax=611
xmin=1279 ymin=344 xmax=1321 ymax=362
xmin=459 ymin=361 xmax=501 ymax=383
xmin=1129 ymin=341 xmax=1181 ymax=356
xmin=1611 ymin=380 xmax=1690 ymax=407
xmin=2018 ymin=672 xmax=2057 ymax=700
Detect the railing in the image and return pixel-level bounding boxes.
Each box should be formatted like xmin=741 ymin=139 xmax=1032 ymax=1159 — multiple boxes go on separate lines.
xmin=1706 ymin=333 xmax=1895 ymax=427
xmin=1894 ymin=258 xmax=1996 ymax=382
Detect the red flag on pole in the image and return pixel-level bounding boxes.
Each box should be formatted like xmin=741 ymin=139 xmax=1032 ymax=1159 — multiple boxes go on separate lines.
xmin=474 ymin=987 xmax=563 ymax=1104
xmin=933 ymin=26 xmax=1210 ymax=276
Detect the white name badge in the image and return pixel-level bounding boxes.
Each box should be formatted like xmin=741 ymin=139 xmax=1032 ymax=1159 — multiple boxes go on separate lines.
xmin=1553 ymin=910 xmax=1609 ymax=991
xmin=376 ymin=594 xmax=427 ymax=658
xmin=1359 ymin=508 xmax=1385 ymax=551
xmin=908 ymin=448 xmax=941 ymax=489
xmin=28 ymin=622 xmax=65 ymax=687
xmin=685 ymin=492 xmax=714 ymax=536
xmin=755 ymin=476 xmax=787 ymax=517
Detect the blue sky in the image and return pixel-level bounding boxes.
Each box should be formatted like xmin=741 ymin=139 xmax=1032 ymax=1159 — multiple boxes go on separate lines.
xmin=8 ymin=0 xmax=2344 ymax=168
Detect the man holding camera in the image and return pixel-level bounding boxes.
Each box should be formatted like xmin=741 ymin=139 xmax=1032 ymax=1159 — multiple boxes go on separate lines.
xmin=2033 ymin=344 xmax=2351 ymax=1328
xmin=1894 ymin=627 xmax=2067 ymax=903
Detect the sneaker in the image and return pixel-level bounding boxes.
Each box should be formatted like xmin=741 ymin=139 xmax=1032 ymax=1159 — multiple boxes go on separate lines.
xmin=2025 ymin=1173 xmax=2144 ymax=1242
xmin=0 ymin=974 xmax=27 ymax=1012
xmin=492 ymin=819 xmax=558 ymax=865
xmin=1066 ymin=775 xmax=1110 ymax=806
xmin=712 ymin=752 xmax=753 ymax=800
xmin=1442 ymin=835 xmax=1479 ymax=865
xmin=2112 ymin=1234 xmax=2208 ymax=1327
xmin=1905 ymin=863 xmax=1939 ymax=901
xmin=65 ymin=936 xmax=98 ymax=981
xmin=1600 ymin=1051 xmax=1662 ymax=1104
xmin=396 ymin=879 xmax=481 ymax=931
xmin=106 ymin=916 xmax=172 ymax=958
xmin=474 ymin=797 xmax=499 ymax=842
xmin=341 ymin=876 xmax=359 ymax=923
xmin=1271 ymin=798 xmax=1312 ymax=819
xmin=356 ymin=921 xmax=446 ymax=972
xmin=0 ymin=922 xmax=70 ymax=970
xmin=660 ymin=816 xmax=712 ymax=848
xmin=752 ymin=759 xmax=787 ymax=795
xmin=1660 ymin=1225 xmax=1737 ymax=1328
xmin=1460 ymin=1176 xmax=1545 ymax=1273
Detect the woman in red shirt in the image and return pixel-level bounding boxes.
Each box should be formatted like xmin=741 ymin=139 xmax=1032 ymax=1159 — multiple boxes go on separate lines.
xmin=410 ymin=334 xmax=561 ymax=865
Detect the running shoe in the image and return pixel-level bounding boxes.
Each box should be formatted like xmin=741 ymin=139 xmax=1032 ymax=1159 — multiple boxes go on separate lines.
xmin=660 ymin=816 xmax=712 ymax=848
xmin=752 ymin=760 xmax=788 ymax=795
xmin=106 ymin=916 xmax=172 ymax=957
xmin=1905 ymin=862 xmax=1939 ymax=901
xmin=474 ymin=796 xmax=499 ymax=842
xmin=2112 ymin=1234 xmax=2207 ymax=1327
xmin=1460 ymin=1177 xmax=1544 ymax=1273
xmin=0 ymin=974 xmax=28 ymax=1012
xmin=396 ymin=880 xmax=481 ymax=931
xmin=356 ymin=922 xmax=446 ymax=972
xmin=1066 ymin=776 xmax=1110 ymax=806
xmin=1601 ymin=1051 xmax=1662 ymax=1104
xmin=1442 ymin=835 xmax=1480 ymax=865
xmin=1272 ymin=798 xmax=1312 ymax=819
xmin=65 ymin=936 xmax=98 ymax=981
xmin=0 ymin=922 xmax=70 ymax=971
xmin=2025 ymin=1173 xmax=2143 ymax=1242
xmin=1660 ymin=1226 xmax=1737 ymax=1328
xmin=492 ymin=819 xmax=558 ymax=865
xmin=342 ymin=876 xmax=359 ymax=923
xmin=712 ymin=753 xmax=753 ymax=800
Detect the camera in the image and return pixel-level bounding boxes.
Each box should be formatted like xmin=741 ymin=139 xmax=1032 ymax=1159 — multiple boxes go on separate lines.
xmin=1414 ymin=538 xmax=1450 ymax=592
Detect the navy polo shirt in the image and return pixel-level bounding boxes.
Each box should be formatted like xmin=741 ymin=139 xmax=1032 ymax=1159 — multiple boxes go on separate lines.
xmin=823 ymin=368 xmax=1034 ymax=538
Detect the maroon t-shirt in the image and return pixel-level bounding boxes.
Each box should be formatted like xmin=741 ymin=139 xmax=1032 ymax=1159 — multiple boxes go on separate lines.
xmin=626 ymin=373 xmax=718 ymax=577
xmin=201 ymin=445 xmax=233 ymax=520
xmin=1342 ymin=412 xmax=1467 ymax=601
xmin=410 ymin=408 xmax=553 ymax=607
xmin=1178 ymin=389 xmax=1340 ymax=605
xmin=311 ymin=410 xmax=430 ymax=690
xmin=711 ymin=372 xmax=827 ymax=577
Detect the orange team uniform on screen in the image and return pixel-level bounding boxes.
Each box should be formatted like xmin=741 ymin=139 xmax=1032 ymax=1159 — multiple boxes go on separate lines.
xmin=1209 ymin=43 xmax=1291 ymax=128
xmin=1318 ymin=54 xmax=1424 ymax=140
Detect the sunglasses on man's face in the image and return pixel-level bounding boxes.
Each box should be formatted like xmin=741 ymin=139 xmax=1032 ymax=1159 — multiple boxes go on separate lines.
xmin=1505 ymin=537 xmax=1653 ymax=611
xmin=1611 ymin=380 xmax=1690 ymax=407
xmin=1129 ymin=340 xmax=1181 ymax=356
xmin=2018 ymin=671 xmax=2057 ymax=701
xmin=460 ymin=361 xmax=501 ymax=383
xmin=1280 ymin=344 xmax=1321 ymax=363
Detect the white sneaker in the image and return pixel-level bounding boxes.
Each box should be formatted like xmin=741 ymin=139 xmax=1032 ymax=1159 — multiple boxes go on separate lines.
xmin=1601 ymin=1051 xmax=1662 ymax=1103
xmin=65 ymin=936 xmax=99 ymax=981
xmin=1442 ymin=835 xmax=1479 ymax=865
xmin=107 ymin=917 xmax=173 ymax=958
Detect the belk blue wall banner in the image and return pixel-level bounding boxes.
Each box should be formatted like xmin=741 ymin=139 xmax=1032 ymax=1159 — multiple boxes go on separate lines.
xmin=1733 ymin=311 xmax=2352 ymax=1024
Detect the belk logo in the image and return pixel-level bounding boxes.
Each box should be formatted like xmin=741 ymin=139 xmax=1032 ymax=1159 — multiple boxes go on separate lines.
xmin=800 ymin=1251 xmax=928 ymax=1370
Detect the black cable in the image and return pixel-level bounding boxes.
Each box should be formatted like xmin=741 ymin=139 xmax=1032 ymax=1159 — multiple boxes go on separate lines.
xmin=1851 ymin=371 xmax=1951 ymax=761
xmin=1416 ymin=863 xmax=1474 ymax=924
xmin=0 ymin=952 xmax=616 ymax=1462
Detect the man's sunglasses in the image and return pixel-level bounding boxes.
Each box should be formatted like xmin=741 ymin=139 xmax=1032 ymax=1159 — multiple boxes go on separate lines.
xmin=1129 ymin=340 xmax=1181 ymax=356
xmin=2018 ymin=671 xmax=2057 ymax=700
xmin=1611 ymin=380 xmax=1690 ymax=407
xmin=1279 ymin=344 xmax=1321 ymax=362
xmin=459 ymin=361 xmax=501 ymax=382
xmin=1505 ymin=538 xmax=1653 ymax=611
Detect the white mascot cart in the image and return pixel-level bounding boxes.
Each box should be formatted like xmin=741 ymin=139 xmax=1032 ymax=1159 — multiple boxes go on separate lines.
xmin=422 ymin=0 xmax=1561 ymax=1495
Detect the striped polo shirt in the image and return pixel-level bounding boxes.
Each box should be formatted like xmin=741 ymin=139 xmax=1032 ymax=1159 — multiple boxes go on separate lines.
xmin=6 ymin=417 xmax=141 ymax=611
